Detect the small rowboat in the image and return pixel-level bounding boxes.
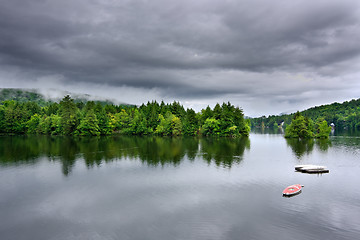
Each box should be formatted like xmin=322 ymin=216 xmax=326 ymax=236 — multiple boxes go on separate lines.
xmin=282 ymin=184 xmax=303 ymax=197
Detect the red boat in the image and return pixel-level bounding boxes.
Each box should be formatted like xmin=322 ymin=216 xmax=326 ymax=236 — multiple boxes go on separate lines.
xmin=282 ymin=184 xmax=303 ymax=197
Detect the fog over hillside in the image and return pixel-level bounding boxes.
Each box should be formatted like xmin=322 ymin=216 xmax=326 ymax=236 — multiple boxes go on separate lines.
xmin=0 ymin=88 xmax=129 ymax=105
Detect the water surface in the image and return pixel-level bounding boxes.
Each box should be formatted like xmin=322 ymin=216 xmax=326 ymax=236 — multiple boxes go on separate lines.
xmin=0 ymin=134 xmax=359 ymax=240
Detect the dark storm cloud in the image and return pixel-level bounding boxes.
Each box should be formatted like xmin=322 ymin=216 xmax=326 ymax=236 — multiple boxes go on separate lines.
xmin=1 ymin=0 xmax=360 ymax=115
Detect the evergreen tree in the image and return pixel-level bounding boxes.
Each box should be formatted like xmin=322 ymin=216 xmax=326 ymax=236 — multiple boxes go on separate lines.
xmin=213 ymin=103 xmax=222 ymax=120
xmin=3 ymin=101 xmax=27 ymax=133
xmin=94 ymin=103 xmax=111 ymax=135
xmin=183 ymin=108 xmax=199 ymax=136
xmin=59 ymin=95 xmax=78 ymax=135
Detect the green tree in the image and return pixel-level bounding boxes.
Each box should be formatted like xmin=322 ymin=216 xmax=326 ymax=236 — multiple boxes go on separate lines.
xmin=3 ymin=101 xmax=27 ymax=133
xmin=26 ymin=114 xmax=41 ymax=134
xmin=183 ymin=108 xmax=199 ymax=136
xmin=94 ymin=103 xmax=111 ymax=135
xmin=76 ymin=110 xmax=101 ymax=136
xmin=155 ymin=114 xmax=168 ymax=136
xmin=59 ymin=95 xmax=78 ymax=135
xmin=200 ymin=106 xmax=213 ymax=126
xmin=213 ymin=103 xmax=222 ymax=120
xmin=171 ymin=116 xmax=182 ymax=136
xmin=50 ymin=114 xmax=62 ymax=135
xmin=315 ymin=119 xmax=331 ymax=138
xmin=129 ymin=109 xmax=151 ymax=135
xmin=37 ymin=115 xmax=52 ymax=134
xmin=285 ymin=112 xmax=315 ymax=139
xmin=0 ymin=104 xmax=5 ymax=133
xmin=45 ymin=102 xmax=59 ymax=116
xmin=202 ymin=118 xmax=221 ymax=136
xmin=117 ymin=109 xmax=131 ymax=132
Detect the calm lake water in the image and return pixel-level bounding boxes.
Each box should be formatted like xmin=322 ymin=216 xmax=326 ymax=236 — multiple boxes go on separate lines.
xmin=1 ymin=133 xmax=360 ymax=240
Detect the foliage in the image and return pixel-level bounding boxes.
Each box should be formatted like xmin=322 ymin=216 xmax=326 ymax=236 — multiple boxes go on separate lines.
xmin=26 ymin=114 xmax=41 ymax=134
xmin=59 ymin=95 xmax=79 ymax=135
xmin=182 ymin=108 xmax=199 ymax=136
xmin=0 ymin=88 xmax=130 ymax=107
xmin=75 ymin=110 xmax=100 ymax=136
xmin=285 ymin=112 xmax=314 ymax=138
xmin=285 ymin=112 xmax=331 ymax=138
xmin=251 ymin=98 xmax=360 ymax=131
xmin=0 ymin=96 xmax=250 ymax=137
xmin=315 ymin=119 xmax=332 ymax=138
xmin=202 ymin=118 xmax=221 ymax=136
xmin=0 ymin=88 xmax=48 ymax=106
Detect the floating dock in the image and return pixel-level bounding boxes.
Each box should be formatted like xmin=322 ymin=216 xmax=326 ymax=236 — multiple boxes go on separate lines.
xmin=295 ymin=164 xmax=329 ymax=174
xmin=301 ymin=168 xmax=330 ymax=174
xmin=295 ymin=164 xmax=318 ymax=171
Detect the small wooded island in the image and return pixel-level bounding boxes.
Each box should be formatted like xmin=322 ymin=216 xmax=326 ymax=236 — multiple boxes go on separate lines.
xmin=284 ymin=112 xmax=332 ymax=139
xmin=0 ymin=95 xmax=250 ymax=137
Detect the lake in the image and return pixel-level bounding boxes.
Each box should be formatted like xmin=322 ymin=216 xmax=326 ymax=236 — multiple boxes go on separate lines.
xmin=0 ymin=133 xmax=360 ymax=240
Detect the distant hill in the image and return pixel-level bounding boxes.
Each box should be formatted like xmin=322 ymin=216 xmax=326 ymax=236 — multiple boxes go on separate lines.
xmin=251 ymin=98 xmax=360 ymax=130
xmin=0 ymin=88 xmax=132 ymax=107
xmin=0 ymin=88 xmax=45 ymax=103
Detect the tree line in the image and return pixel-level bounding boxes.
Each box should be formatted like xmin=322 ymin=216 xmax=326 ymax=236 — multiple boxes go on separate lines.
xmin=251 ymin=98 xmax=360 ymax=131
xmin=0 ymin=95 xmax=250 ymax=137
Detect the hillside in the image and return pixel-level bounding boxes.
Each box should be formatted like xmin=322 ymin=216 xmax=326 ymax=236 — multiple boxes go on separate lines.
xmin=0 ymin=88 xmax=46 ymax=104
xmin=0 ymin=88 xmax=130 ymax=107
xmin=251 ymin=98 xmax=360 ymax=130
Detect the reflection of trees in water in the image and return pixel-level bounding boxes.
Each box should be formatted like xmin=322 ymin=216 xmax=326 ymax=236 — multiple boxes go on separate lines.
xmin=286 ymin=138 xmax=332 ymax=159
xmin=0 ymin=136 xmax=39 ymax=165
xmin=200 ymin=137 xmax=250 ymax=168
xmin=251 ymin=128 xmax=284 ymax=135
xmin=118 ymin=137 xmax=188 ymax=167
xmin=0 ymin=136 xmax=80 ymax=175
xmin=316 ymin=139 xmax=332 ymax=152
xmin=0 ymin=135 xmax=250 ymax=175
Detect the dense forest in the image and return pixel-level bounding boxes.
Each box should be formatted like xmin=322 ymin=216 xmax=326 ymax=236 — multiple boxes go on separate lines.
xmin=0 ymin=95 xmax=250 ymax=137
xmin=251 ymin=98 xmax=360 ymax=131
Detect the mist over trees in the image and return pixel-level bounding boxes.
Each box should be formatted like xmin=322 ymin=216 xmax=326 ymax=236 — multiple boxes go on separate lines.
xmin=0 ymin=96 xmax=250 ymax=137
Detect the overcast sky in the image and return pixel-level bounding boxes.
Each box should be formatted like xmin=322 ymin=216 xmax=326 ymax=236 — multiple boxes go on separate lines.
xmin=1 ymin=0 xmax=360 ymax=116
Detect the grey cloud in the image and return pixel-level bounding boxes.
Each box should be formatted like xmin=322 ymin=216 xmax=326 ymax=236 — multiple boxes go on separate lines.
xmin=2 ymin=0 xmax=358 ymax=72
xmin=1 ymin=0 xmax=360 ymax=115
